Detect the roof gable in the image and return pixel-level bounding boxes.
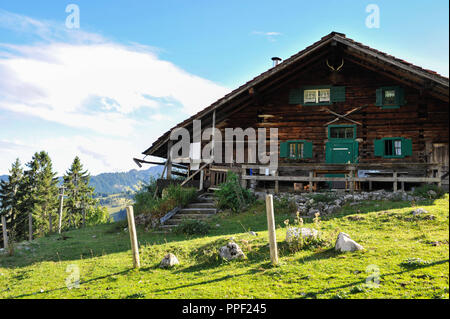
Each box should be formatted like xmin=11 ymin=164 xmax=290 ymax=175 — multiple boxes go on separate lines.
xmin=143 ymin=32 xmax=449 ymax=157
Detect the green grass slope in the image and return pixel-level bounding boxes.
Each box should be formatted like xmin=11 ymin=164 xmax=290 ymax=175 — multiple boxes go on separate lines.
xmin=0 ymin=195 xmax=448 ymax=299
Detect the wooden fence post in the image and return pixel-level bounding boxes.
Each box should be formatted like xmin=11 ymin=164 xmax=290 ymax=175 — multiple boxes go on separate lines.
xmin=265 ymin=195 xmax=278 ymax=266
xmin=126 ymin=206 xmax=140 ymax=269
xmin=1 ymin=215 xmax=8 ymax=250
xmin=58 ymin=187 xmax=65 ymax=234
xmin=28 ymin=213 xmax=33 ymax=242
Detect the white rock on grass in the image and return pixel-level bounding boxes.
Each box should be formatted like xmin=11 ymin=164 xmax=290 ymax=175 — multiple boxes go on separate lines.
xmin=159 ymin=253 xmax=180 ymax=268
xmin=219 ymin=242 xmax=245 ymax=261
xmin=412 ymin=208 xmax=428 ymax=216
xmin=286 ymin=227 xmax=318 ymax=243
xmin=335 ymin=232 xmax=364 ymax=252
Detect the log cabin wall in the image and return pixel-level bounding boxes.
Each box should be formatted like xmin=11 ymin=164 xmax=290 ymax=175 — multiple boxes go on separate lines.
xmin=212 ymin=58 xmax=449 ymax=166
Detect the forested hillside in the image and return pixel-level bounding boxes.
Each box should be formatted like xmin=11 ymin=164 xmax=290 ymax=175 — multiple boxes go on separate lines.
xmin=89 ymin=166 xmax=164 ymax=195
xmin=2 ymin=166 xmax=164 ymax=196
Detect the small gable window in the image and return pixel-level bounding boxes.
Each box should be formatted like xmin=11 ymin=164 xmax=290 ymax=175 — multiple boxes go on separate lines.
xmin=289 ymin=86 xmax=345 ymax=105
xmin=303 ymin=89 xmax=330 ymax=104
xmin=376 ymin=86 xmax=405 ymax=109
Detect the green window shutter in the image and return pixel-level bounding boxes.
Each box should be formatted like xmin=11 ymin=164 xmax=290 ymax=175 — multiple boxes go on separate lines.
xmin=401 ymin=138 xmax=412 ymax=157
xmin=280 ymin=142 xmax=289 ymax=158
xmin=331 ymin=86 xmax=346 ymax=102
xmin=375 ymin=88 xmax=383 ymax=106
xmin=374 ymin=139 xmax=384 ymax=156
xmin=396 ymin=87 xmax=405 ymax=106
xmin=289 ymin=88 xmax=304 ymax=104
xmin=303 ymin=141 xmax=313 ymax=158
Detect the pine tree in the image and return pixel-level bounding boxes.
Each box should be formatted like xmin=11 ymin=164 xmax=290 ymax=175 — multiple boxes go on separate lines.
xmin=0 ymin=159 xmax=26 ymax=244
xmin=23 ymin=151 xmax=59 ymax=237
xmin=63 ymin=156 xmax=97 ymax=228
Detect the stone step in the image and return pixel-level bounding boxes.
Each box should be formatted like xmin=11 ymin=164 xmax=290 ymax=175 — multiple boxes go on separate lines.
xmin=187 ymin=202 xmax=216 ymax=208
xmin=159 ymin=224 xmax=177 ymax=229
xmin=171 ymin=213 xmax=215 ymax=220
xmin=178 ymin=208 xmax=217 ymax=214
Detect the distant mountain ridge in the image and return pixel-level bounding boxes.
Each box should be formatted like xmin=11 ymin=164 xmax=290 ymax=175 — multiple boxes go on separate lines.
xmin=0 ymin=166 xmax=164 ymax=195
xmin=89 ymin=166 xmax=164 ymax=195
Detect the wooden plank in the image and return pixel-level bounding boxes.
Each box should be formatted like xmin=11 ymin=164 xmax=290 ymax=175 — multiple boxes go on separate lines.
xmin=242 ymin=175 xmax=440 ymax=183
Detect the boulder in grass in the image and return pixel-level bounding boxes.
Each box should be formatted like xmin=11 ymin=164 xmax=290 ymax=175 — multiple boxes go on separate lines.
xmin=159 ymin=253 xmax=180 ymax=268
xmin=412 ymin=208 xmax=428 ymax=216
xmin=335 ymin=232 xmax=364 ymax=252
xmin=219 ymin=242 xmax=245 ymax=261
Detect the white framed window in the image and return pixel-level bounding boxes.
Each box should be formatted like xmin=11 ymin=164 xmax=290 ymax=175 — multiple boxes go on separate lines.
xmin=304 ymin=89 xmax=330 ymax=104
xmin=319 ymin=89 xmax=330 ymax=102
xmin=394 ymin=140 xmax=402 ymax=156
xmin=304 ymin=90 xmax=317 ymax=103
xmin=384 ymin=90 xmax=396 ymax=105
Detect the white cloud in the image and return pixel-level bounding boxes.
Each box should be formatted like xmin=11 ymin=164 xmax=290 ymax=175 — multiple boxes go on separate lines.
xmin=0 ymin=41 xmax=230 ymax=136
xmin=251 ymin=31 xmax=283 ymax=42
xmin=0 ymin=10 xmax=231 ymax=175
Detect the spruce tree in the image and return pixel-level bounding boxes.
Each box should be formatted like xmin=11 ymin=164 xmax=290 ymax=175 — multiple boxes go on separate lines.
xmin=23 ymin=151 xmax=59 ymax=237
xmin=0 ymin=159 xmax=26 ymax=243
xmin=63 ymin=156 xmax=97 ymax=228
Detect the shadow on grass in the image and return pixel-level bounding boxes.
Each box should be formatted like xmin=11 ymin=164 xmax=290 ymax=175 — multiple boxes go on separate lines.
xmin=297 ymin=259 xmax=449 ymax=299
xmin=8 ymin=268 xmax=134 ymax=299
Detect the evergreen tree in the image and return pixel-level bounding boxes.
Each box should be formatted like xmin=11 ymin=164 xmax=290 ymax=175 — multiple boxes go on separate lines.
xmin=63 ymin=156 xmax=97 ymax=228
xmin=0 ymin=159 xmax=26 ymax=243
xmin=23 ymin=151 xmax=59 ymax=237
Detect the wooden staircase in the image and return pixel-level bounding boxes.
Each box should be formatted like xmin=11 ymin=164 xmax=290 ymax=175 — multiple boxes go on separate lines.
xmin=160 ymin=192 xmax=217 ymax=230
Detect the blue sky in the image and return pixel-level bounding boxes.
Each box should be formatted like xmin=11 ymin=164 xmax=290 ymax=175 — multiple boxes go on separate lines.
xmin=0 ymin=0 xmax=448 ymax=175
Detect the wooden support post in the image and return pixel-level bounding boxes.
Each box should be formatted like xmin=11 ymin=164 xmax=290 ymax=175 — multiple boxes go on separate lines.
xmin=28 ymin=213 xmax=33 ymax=242
xmin=211 ymin=109 xmax=216 ymax=163
xmin=349 ymin=168 xmax=355 ymax=193
xmin=369 ymin=180 xmax=373 ymax=191
xmin=401 ymin=181 xmax=405 ymax=192
xmin=393 ymin=171 xmax=398 ymax=192
xmin=275 ymin=169 xmax=279 ymax=194
xmin=437 ymin=166 xmax=442 ymax=187
xmin=309 ymin=171 xmax=313 ymax=193
xmin=199 ymin=169 xmax=204 ymax=191
xmin=265 ymin=195 xmax=278 ymax=266
xmin=166 ymin=140 xmax=173 ymax=180
xmin=126 ymin=206 xmax=140 ymax=269
xmin=1 ymin=215 xmax=8 ymax=250
xmin=241 ymin=167 xmax=247 ymax=189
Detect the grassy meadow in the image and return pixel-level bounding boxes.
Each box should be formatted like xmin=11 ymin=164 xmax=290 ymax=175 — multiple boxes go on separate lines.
xmin=0 ymin=194 xmax=448 ymax=299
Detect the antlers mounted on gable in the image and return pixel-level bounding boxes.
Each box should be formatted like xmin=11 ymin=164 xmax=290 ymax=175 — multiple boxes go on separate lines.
xmin=326 ymin=58 xmax=344 ymax=71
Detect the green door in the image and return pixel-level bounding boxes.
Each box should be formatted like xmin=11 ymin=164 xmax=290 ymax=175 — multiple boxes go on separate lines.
xmin=325 ymin=125 xmax=358 ymax=188
xmin=326 ymin=141 xmax=357 ymax=164
xmin=325 ymin=125 xmax=358 ymax=164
